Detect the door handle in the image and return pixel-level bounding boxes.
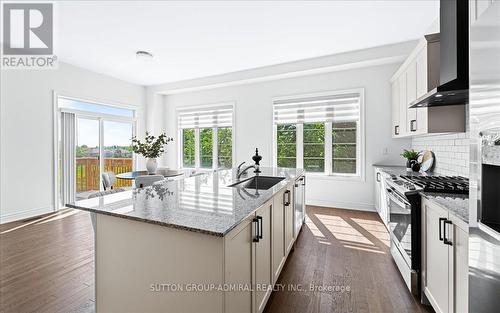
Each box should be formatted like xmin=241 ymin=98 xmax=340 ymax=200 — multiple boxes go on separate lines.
xmin=253 ymin=217 xmax=260 ymax=242
xmin=376 ymin=172 xmax=381 ymax=182
xmin=395 ymin=125 xmax=400 ymax=135
xmin=410 ymin=120 xmax=417 ymax=132
xmin=257 ymin=216 xmax=263 ymax=239
xmin=283 ymin=190 xmax=291 ymax=206
xmin=443 ymin=220 xmax=453 ymax=246
xmin=439 ymin=217 xmax=446 ymax=241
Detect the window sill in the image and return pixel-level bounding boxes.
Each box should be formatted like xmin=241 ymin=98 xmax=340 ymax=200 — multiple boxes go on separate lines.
xmin=306 ymin=172 xmax=364 ymax=182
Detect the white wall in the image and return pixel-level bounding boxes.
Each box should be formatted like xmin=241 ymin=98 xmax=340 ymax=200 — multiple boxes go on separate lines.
xmin=0 ymin=62 xmax=146 ymax=223
xmin=159 ymin=63 xmax=411 ymax=211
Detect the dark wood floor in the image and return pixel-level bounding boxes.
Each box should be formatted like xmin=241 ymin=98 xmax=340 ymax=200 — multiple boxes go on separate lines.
xmin=0 ymin=206 xmax=433 ymax=313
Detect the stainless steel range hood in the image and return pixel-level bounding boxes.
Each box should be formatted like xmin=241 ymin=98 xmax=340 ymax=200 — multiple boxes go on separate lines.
xmin=410 ymin=0 xmax=469 ymax=108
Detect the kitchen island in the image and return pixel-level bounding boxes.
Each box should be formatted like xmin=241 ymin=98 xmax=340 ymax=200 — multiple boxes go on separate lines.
xmin=68 ymin=167 xmax=305 ymax=313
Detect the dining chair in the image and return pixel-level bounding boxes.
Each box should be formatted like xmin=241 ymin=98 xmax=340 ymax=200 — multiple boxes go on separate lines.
xmin=102 ymin=171 xmax=120 ymax=190
xmin=135 ymin=175 xmax=164 ymax=188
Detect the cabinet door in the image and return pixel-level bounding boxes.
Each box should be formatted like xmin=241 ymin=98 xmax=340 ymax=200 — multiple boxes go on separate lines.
xmin=424 ymin=202 xmax=449 ymax=313
xmin=284 ymin=187 xmax=294 ymax=255
xmin=406 ymin=62 xmax=418 ymax=134
xmin=416 ymin=48 xmax=429 ymax=134
xmin=398 ymin=74 xmax=408 ymax=135
xmin=391 ymin=80 xmax=400 ymax=137
xmin=451 ymin=223 xmax=469 ymax=313
xmin=374 ymin=168 xmax=381 ymax=212
xmin=379 ymin=173 xmax=389 ymax=227
xmin=272 ymin=188 xmax=286 ymax=284
xmin=224 ymin=216 xmax=254 ymax=313
xmin=255 ymin=202 xmax=272 ymax=313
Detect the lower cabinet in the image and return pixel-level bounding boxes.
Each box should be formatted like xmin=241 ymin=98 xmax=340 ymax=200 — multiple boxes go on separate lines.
xmin=374 ymin=167 xmax=389 ymax=227
xmin=225 ymin=182 xmax=296 ymax=313
xmin=422 ymin=198 xmax=469 ymax=313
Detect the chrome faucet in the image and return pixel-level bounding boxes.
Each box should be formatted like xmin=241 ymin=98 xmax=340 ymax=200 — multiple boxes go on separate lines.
xmin=237 ymin=164 xmax=256 ymax=178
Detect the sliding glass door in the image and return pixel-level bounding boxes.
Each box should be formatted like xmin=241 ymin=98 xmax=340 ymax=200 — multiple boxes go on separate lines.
xmin=76 ymin=117 xmax=101 ymax=197
xmin=103 ymin=121 xmax=134 ymax=189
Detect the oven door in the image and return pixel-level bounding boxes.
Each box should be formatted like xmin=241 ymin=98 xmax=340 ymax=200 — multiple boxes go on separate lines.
xmin=386 ymin=187 xmax=413 ymax=268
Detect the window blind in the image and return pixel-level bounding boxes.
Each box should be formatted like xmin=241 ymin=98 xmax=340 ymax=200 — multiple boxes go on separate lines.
xmin=178 ymin=104 xmax=233 ymax=129
xmin=273 ymin=92 xmax=360 ymax=124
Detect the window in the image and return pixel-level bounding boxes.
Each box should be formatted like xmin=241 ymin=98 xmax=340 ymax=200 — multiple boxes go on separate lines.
xmin=178 ymin=103 xmax=234 ymax=170
xmin=273 ymin=90 xmax=363 ymax=177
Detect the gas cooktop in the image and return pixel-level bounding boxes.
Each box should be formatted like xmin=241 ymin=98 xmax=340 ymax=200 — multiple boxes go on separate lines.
xmin=401 ymin=175 xmax=469 ymax=194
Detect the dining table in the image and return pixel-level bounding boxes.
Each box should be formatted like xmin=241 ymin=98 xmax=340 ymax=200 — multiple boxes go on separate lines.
xmin=116 ymin=169 xmax=186 ymax=180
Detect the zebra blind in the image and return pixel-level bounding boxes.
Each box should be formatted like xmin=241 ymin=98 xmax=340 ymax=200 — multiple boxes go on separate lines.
xmin=273 ymin=92 xmax=360 ymax=124
xmin=178 ymin=104 xmax=233 ymax=129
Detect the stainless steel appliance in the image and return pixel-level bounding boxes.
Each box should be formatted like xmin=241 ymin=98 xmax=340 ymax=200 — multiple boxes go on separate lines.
xmin=386 ymin=174 xmax=469 ymax=296
xmin=293 ymin=175 xmax=305 ymax=237
xmin=469 ymin=3 xmax=500 ymax=310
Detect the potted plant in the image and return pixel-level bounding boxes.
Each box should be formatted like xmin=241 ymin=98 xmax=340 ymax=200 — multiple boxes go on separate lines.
xmin=131 ymin=132 xmax=173 ymax=174
xmin=401 ymin=149 xmax=421 ymax=172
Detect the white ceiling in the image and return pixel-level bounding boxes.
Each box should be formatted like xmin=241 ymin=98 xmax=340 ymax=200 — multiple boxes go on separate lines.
xmin=56 ymin=1 xmax=439 ymax=86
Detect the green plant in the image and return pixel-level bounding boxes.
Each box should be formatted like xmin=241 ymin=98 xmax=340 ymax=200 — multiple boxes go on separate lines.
xmin=401 ymin=149 xmax=420 ymax=160
xmin=131 ymin=132 xmax=173 ymax=159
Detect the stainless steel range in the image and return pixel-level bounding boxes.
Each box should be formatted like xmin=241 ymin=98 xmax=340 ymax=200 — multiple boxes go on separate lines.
xmin=385 ymin=174 xmax=469 ymax=297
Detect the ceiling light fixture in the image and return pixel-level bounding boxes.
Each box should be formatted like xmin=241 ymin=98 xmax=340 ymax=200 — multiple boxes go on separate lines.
xmin=136 ymin=50 xmax=153 ymax=61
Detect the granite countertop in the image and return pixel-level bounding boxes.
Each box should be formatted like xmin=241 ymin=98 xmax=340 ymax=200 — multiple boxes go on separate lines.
xmin=67 ymin=167 xmax=304 ymax=237
xmin=373 ymin=164 xmax=469 ymax=224
xmin=420 ymin=192 xmax=469 ymax=224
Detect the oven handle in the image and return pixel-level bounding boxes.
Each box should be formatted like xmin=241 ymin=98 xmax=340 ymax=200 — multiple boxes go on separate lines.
xmin=386 ymin=188 xmax=411 ymax=209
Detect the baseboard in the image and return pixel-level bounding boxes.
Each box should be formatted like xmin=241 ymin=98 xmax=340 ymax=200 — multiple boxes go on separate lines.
xmin=306 ymin=198 xmax=376 ymax=212
xmin=0 ymin=206 xmax=54 ymax=224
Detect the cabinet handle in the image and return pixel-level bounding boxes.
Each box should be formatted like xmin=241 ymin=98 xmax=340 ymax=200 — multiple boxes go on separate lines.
xmin=395 ymin=125 xmax=400 ymax=135
xmin=376 ymin=172 xmax=381 ymax=182
xmin=410 ymin=120 xmax=417 ymax=132
xmin=257 ymin=216 xmax=263 ymax=239
xmin=443 ymin=220 xmax=453 ymax=246
xmin=439 ymin=217 xmax=446 ymax=241
xmin=283 ymin=190 xmax=291 ymax=206
xmin=253 ymin=217 xmax=260 ymax=242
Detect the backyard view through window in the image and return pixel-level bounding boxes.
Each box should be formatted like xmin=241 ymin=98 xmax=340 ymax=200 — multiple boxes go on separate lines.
xmin=200 ymin=128 xmax=213 ymax=168
xmin=182 ymin=129 xmax=195 ymax=167
xmin=303 ymin=123 xmax=325 ymax=172
xmin=273 ymin=91 xmax=361 ymax=176
xmin=333 ymin=122 xmax=357 ymax=173
xmin=178 ymin=104 xmax=234 ymax=170
xmin=276 ymin=124 xmax=296 ymax=168
xmin=218 ymin=127 xmax=232 ymax=168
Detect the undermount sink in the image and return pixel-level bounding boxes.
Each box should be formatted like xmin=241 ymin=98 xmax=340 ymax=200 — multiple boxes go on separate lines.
xmin=228 ymin=176 xmax=285 ymax=190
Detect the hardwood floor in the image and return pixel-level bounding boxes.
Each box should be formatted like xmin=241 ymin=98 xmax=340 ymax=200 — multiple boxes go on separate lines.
xmin=0 ymin=206 xmax=433 ymax=313
xmin=264 ymin=206 xmax=433 ymax=313
xmin=0 ymin=209 xmax=95 ymax=313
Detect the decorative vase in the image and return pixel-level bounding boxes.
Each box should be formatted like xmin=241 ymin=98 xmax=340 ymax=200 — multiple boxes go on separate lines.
xmin=406 ymin=159 xmax=418 ymax=172
xmin=146 ymin=158 xmax=158 ymax=174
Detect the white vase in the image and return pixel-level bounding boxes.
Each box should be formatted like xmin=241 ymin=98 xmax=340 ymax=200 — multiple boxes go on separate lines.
xmin=146 ymin=158 xmax=158 ymax=174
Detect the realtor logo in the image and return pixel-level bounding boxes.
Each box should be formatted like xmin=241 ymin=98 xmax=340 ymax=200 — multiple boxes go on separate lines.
xmin=2 ymin=2 xmax=57 ymax=69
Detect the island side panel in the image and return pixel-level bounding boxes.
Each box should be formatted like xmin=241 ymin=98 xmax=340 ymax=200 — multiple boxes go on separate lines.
xmin=95 ymin=214 xmax=224 ymax=313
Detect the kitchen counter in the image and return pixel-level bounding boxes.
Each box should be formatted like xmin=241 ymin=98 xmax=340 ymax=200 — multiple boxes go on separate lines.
xmin=67 ymin=167 xmax=304 ymax=237
xmin=420 ymin=192 xmax=469 ymax=224
xmin=373 ymin=165 xmax=469 ymax=224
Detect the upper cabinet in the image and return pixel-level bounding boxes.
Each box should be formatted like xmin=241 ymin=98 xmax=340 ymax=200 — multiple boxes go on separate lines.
xmin=390 ymin=36 xmax=466 ymax=138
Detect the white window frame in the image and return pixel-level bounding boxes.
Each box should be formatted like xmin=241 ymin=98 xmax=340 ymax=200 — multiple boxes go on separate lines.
xmin=176 ymin=102 xmax=236 ymax=171
xmin=272 ymin=88 xmax=365 ymax=182
xmin=52 ymin=92 xmax=138 ymax=210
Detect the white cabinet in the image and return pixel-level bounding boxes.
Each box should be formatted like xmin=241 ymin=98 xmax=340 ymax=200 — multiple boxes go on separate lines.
xmin=391 ymin=79 xmax=401 ymax=137
xmin=421 ymin=198 xmax=469 ymax=313
xmin=224 ymin=215 xmax=254 ymax=313
xmin=255 ymin=202 xmax=272 ymax=313
xmin=374 ymin=167 xmax=389 ymax=227
xmin=272 ymin=188 xmax=286 ymax=284
xmin=284 ymin=188 xmax=294 ymax=255
xmin=390 ymin=37 xmax=466 ymax=137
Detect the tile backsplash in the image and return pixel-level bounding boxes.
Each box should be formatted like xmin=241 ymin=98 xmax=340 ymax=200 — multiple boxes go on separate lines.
xmin=411 ymin=133 xmax=470 ymax=177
